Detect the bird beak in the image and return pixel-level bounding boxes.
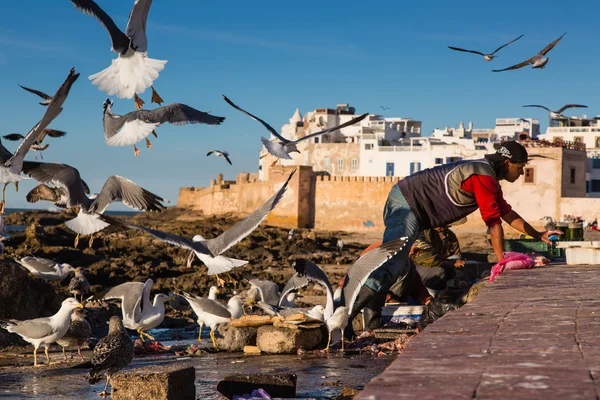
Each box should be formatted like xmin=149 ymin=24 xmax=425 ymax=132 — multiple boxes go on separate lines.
xmin=76 ymin=303 xmax=84 ymax=309
xmin=214 ymin=289 xmax=221 ymax=295
xmin=293 ymin=150 xmax=301 ymax=154
xmin=244 ymin=299 xmax=256 ymax=307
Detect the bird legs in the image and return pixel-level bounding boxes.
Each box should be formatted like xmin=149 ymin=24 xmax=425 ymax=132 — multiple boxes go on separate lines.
xmin=62 ymin=346 xmax=68 ymax=361
xmin=145 ymin=130 xmax=158 ymax=149
xmin=74 ymin=233 xmax=80 ymax=248
xmin=78 ymin=346 xmax=85 ymax=361
xmin=88 ymin=234 xmax=95 ymax=248
xmin=209 ymin=329 xmax=218 ymax=349
xmin=151 ymin=86 xmax=164 ymax=105
xmin=215 ymin=274 xmax=226 ymax=288
xmin=98 ymin=374 xmax=111 ymax=397
xmin=44 ymin=345 xmax=53 ymax=365
xmin=0 ymin=183 xmax=6 ymax=214
xmin=133 ymin=145 xmax=141 ymax=157
xmin=137 ymin=328 xmax=155 ymax=342
xmin=326 ymin=330 xmax=345 ymax=352
xmin=134 ymin=94 xmax=145 ymax=110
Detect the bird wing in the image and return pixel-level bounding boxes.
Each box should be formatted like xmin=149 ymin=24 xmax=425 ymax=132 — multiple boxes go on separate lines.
xmin=43 ymin=129 xmax=67 ymax=139
xmin=89 ymin=175 xmax=167 ymax=214
xmin=491 ymin=34 xmax=524 ymax=55
xmin=491 ymin=59 xmax=531 ymax=72
xmin=278 ymin=273 xmax=309 ymax=307
xmin=205 ymin=169 xmax=296 ymax=256
xmin=223 ymin=95 xmax=288 ymax=142
xmin=7 ymin=318 xmax=55 ymax=339
xmin=100 ymin=282 xmax=145 ymax=322
xmin=447 ymin=46 xmax=485 ymax=56
xmin=260 ymin=137 xmax=293 ymax=160
xmin=180 ymin=292 xmax=232 ymax=318
xmin=556 ymin=104 xmax=588 ymax=114
xmin=8 ymin=68 xmax=79 ymax=169
xmin=247 ymin=278 xmax=280 ymax=306
xmin=293 ymin=259 xmax=335 ymax=319
xmin=25 ymin=184 xmax=64 ymax=207
xmin=127 ymin=104 xmax=225 ymax=126
xmin=223 ymin=153 xmax=233 ymax=166
xmin=538 ymin=32 xmax=566 ymax=56
xmin=125 ymin=0 xmax=152 ymax=53
xmin=17 ymin=256 xmax=58 ymax=274
xmin=254 ymin=302 xmax=280 ymax=316
xmin=293 ymin=113 xmax=369 ymax=144
xmin=18 ymin=85 xmax=52 ymax=101
xmin=342 ymin=238 xmax=408 ymax=314
xmin=133 ymin=279 xmax=154 ymax=323
xmin=206 ymin=150 xmax=216 ymax=156
xmin=20 ymin=162 xmax=90 ymax=209
xmin=2 ymin=134 xmax=25 ymax=141
xmin=522 ymin=105 xmax=552 ymax=113
xmin=68 ymin=0 xmax=130 ymax=54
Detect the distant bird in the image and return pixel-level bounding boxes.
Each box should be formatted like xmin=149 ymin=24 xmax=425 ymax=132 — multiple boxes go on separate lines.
xmin=98 ymin=169 xmax=296 ymax=284
xmin=207 ymin=150 xmax=232 ymax=165
xmin=56 ymin=308 xmax=91 ymax=361
xmin=180 ymin=292 xmax=244 ymax=348
xmin=0 ymin=67 xmax=79 ymax=214
xmin=21 ymin=161 xmax=167 ymax=247
xmin=68 ymin=0 xmax=167 ymax=109
xmin=15 ymin=256 xmax=76 ymax=281
xmin=68 ymin=268 xmax=90 ymax=302
xmin=90 ymin=278 xmax=172 ymax=342
xmin=87 ymin=316 xmax=134 ymax=397
xmin=380 ymin=106 xmax=391 ymax=111
xmin=223 ymin=95 xmax=369 ymax=160
xmin=3 ymin=129 xmax=67 ymax=160
xmin=492 ymin=33 xmax=566 ymax=72
xmin=102 ymin=99 xmax=226 ymax=157
xmin=0 ymin=298 xmax=83 ymax=366
xmin=18 ymin=84 xmax=53 ymax=106
xmin=448 ymin=34 xmax=524 ymax=61
xmin=522 ymin=104 xmax=587 ymax=119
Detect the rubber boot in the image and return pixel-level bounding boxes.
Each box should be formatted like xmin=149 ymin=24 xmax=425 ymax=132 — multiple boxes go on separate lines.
xmin=362 ymin=289 xmax=388 ymax=330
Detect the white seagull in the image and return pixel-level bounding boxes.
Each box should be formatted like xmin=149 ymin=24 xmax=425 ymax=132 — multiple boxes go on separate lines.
xmin=103 ymin=99 xmax=226 ymax=157
xmin=207 ymin=150 xmax=232 ymax=165
xmin=448 ymin=34 xmax=524 ymax=61
xmin=15 ymin=256 xmax=76 ymax=281
xmin=97 ymin=169 xmax=296 ymax=282
xmin=21 ymin=161 xmax=168 ymax=247
xmin=68 ymin=0 xmax=167 ymax=109
xmin=223 ymin=95 xmax=369 ymax=160
xmin=522 ymin=103 xmax=587 ymax=119
xmin=493 ymin=33 xmax=566 ymax=72
xmin=0 ymin=298 xmax=83 ymax=366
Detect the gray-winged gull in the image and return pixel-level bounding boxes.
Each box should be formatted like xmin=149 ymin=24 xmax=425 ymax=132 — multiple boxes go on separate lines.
xmin=89 ymin=278 xmax=172 ymax=341
xmin=68 ymin=267 xmax=90 ymax=302
xmin=180 ymin=292 xmax=244 ymax=348
xmin=25 ymin=181 xmax=91 ymax=209
xmin=223 ymin=95 xmax=369 ymax=161
xmin=3 ymin=129 xmax=67 ymax=160
xmin=207 ymin=150 xmax=233 ymax=165
xmin=448 ymin=34 xmax=524 ymax=61
xmin=244 ymin=272 xmax=309 ymax=309
xmin=103 ymin=99 xmax=226 ymax=156
xmin=18 ymin=84 xmax=53 ymax=106
xmin=15 ymin=256 xmax=76 ymax=281
xmin=68 ymin=0 xmax=167 ymax=109
xmin=56 ymin=308 xmax=91 ymax=361
xmin=87 ymin=316 xmax=134 ymax=397
xmin=0 ymin=297 xmax=83 ymax=366
xmin=0 ymin=67 xmax=79 ymax=214
xmin=493 ymin=33 xmax=566 ymax=72
xmin=522 ymin=103 xmax=587 ymax=119
xmin=21 ymin=161 xmax=167 ymax=247
xmin=98 ymin=169 xmax=296 ymax=284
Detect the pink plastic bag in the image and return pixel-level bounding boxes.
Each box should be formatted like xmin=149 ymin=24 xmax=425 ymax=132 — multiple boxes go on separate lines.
xmin=488 ymin=251 xmax=534 ymax=282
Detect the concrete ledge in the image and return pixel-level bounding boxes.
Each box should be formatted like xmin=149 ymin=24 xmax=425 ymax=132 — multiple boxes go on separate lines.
xmin=111 ymin=365 xmax=195 ymax=400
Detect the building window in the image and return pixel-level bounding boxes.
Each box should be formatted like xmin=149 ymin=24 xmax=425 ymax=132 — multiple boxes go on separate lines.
xmin=446 ymin=156 xmax=461 ymax=163
xmin=592 ymin=180 xmax=600 ymax=192
xmin=574 ymin=137 xmax=584 ymax=144
xmin=337 ymin=159 xmax=344 ymax=171
xmin=323 ymin=158 xmax=330 ymax=169
xmin=593 ymin=158 xmax=600 ymax=169
xmin=314 ymin=137 xmax=319 ymax=144
xmin=365 ymin=143 xmax=373 ymax=150
xmin=524 ymin=167 xmax=535 ymax=183
xmin=351 ymin=158 xmax=358 ymax=171
xmin=570 ymin=168 xmax=576 ymax=184
xmin=435 ymin=158 xmax=443 ymax=165
xmin=409 ymin=162 xmax=421 ymax=174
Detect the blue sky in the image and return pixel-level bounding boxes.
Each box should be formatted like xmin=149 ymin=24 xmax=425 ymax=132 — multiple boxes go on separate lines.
xmin=0 ymin=0 xmax=598 ymax=209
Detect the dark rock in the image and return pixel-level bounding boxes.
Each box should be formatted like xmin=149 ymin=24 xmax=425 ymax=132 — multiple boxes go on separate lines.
xmin=111 ymin=365 xmax=196 ymax=400
xmin=215 ymin=323 xmax=257 ymax=351
xmin=217 ymin=373 xmax=296 ymax=399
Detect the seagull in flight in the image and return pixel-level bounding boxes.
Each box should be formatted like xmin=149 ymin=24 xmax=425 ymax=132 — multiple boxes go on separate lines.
xmin=207 ymin=150 xmax=232 ymax=165
xmin=493 ymin=33 xmax=566 ymax=72
xmin=448 ymin=34 xmax=524 ymax=61
xmin=18 ymin=85 xmax=53 ymax=106
xmin=380 ymin=106 xmax=391 ymax=111
xmin=223 ymin=95 xmax=368 ymax=161
xmin=3 ymin=129 xmax=67 ymax=160
xmin=522 ymin=103 xmax=587 ymax=119
xmin=68 ymin=0 xmax=167 ymax=109
xmin=103 ymin=99 xmax=225 ymax=157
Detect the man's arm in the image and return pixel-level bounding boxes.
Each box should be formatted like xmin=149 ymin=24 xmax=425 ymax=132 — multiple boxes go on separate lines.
xmin=502 ymin=210 xmax=563 ymax=244
xmin=489 ymin=224 xmax=505 ymax=262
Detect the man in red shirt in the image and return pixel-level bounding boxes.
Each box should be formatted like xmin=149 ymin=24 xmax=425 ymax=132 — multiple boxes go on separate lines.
xmin=348 ymin=141 xmax=563 ymax=332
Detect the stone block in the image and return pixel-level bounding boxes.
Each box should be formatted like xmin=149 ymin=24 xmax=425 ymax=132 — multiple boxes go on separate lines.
xmin=111 ymin=365 xmax=195 ymax=400
xmin=217 ymin=373 xmax=296 ymax=399
xmin=256 ymin=325 xmax=322 ymax=354
xmin=215 ymin=324 xmax=257 ymax=351
xmin=243 ymin=345 xmax=261 ymax=355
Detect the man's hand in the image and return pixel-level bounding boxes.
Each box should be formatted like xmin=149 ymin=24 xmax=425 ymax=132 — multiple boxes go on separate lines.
xmin=539 ymin=229 xmax=564 ymax=244
xmin=453 ymin=259 xmax=466 ymax=268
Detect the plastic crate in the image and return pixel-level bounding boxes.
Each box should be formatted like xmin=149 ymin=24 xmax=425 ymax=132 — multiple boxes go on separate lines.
xmin=504 ymin=239 xmax=564 ymax=258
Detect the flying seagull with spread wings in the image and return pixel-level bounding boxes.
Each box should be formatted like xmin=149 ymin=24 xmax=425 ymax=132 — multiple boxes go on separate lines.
xmin=207 ymin=150 xmax=232 ymax=165
xmin=493 ymin=33 xmax=566 ymax=72
xmin=21 ymin=161 xmax=167 ymax=247
xmin=448 ymin=34 xmax=524 ymax=61
xmin=0 ymin=67 xmax=79 ymax=214
xmin=3 ymin=129 xmax=67 ymax=160
xmin=223 ymin=95 xmax=369 ymax=161
xmin=522 ymin=103 xmax=587 ymax=119
xmin=68 ymin=0 xmax=167 ymax=109
xmin=18 ymin=84 xmax=53 ymax=106
xmin=98 ymin=169 xmax=297 ymax=285
xmin=103 ymin=99 xmax=226 ymax=157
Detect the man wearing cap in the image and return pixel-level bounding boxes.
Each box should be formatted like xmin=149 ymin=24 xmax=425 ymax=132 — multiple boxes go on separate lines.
xmin=347 ymin=141 xmax=563 ymax=332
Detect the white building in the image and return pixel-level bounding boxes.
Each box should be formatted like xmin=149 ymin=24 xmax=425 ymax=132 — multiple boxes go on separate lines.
xmin=495 ymin=118 xmax=540 ymax=140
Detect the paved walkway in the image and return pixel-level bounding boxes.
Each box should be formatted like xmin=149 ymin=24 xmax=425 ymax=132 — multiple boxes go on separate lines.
xmin=358 ymin=263 xmax=600 ymax=399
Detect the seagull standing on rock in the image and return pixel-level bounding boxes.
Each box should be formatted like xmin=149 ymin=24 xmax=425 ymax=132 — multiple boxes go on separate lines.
xmin=56 ymin=308 xmax=92 ymax=361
